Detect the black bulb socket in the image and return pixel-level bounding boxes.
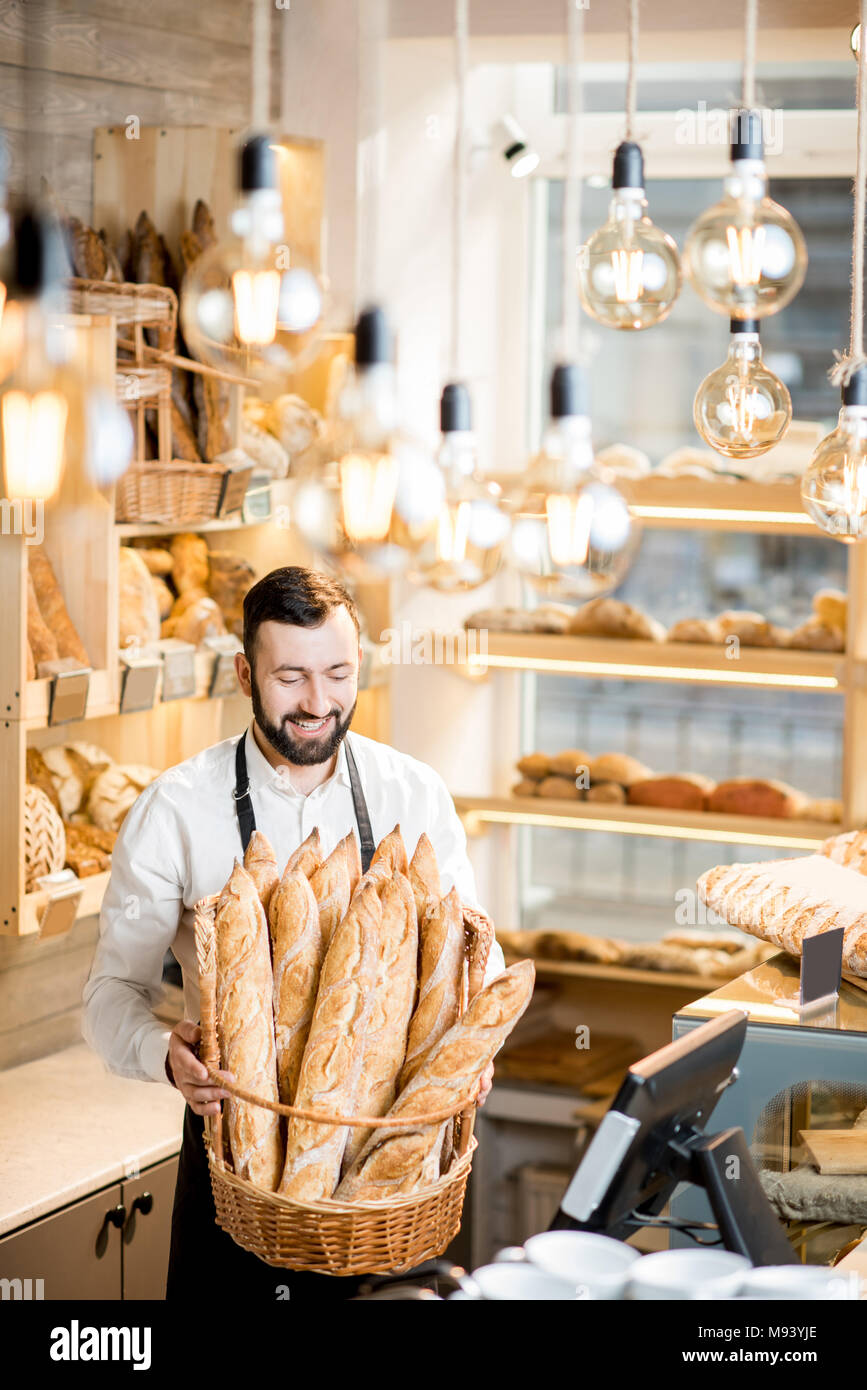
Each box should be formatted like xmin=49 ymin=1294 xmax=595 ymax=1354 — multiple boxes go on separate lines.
xmin=730 ymin=108 xmax=764 ymax=162
xmin=354 ymin=306 xmax=392 ymax=367
xmin=12 ymin=208 xmax=65 ymax=297
xmin=730 ymin=317 xmax=760 ymax=334
xmin=440 ymin=382 xmax=472 ymax=433
xmin=239 ymin=135 xmax=277 ymax=193
xmin=842 ymin=367 xmax=867 ymax=408
xmin=612 ymin=141 xmax=644 ymax=190
xmin=551 ymin=363 xmax=589 ymax=419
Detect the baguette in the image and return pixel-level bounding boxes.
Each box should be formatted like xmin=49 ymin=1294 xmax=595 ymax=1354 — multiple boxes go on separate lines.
xmin=278 ymin=883 xmax=382 ymax=1200
xmin=408 ymin=832 xmax=440 ymax=923
xmin=371 ymin=823 xmax=409 ymax=876
xmin=399 ymin=888 xmax=465 ymax=1090
xmin=214 ymin=862 xmax=283 ymax=1190
xmin=269 ymin=865 xmax=323 ymax=1105
xmin=26 ymin=570 xmax=59 ymax=668
xmin=28 ymin=546 xmax=89 ymax=665
xmin=308 ymin=833 xmax=353 ymax=951
xmin=821 ymin=828 xmax=867 ymax=873
xmin=344 ymin=830 xmax=361 ymax=895
xmin=335 ymin=961 xmax=535 ymax=1200
xmin=243 ymin=829 xmax=279 ymax=913
xmin=342 ymin=871 xmax=418 ymax=1168
xmin=285 ymin=826 xmax=323 ymax=878
xmin=352 ymin=859 xmax=392 ymax=902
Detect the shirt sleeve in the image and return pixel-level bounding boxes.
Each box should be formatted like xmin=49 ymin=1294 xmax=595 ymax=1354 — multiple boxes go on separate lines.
xmin=425 ymin=770 xmax=506 ymax=985
xmin=81 ymin=783 xmax=184 ymax=1085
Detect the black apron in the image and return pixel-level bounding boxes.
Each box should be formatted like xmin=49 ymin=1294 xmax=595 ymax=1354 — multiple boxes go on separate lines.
xmin=165 ymin=732 xmax=375 ymax=1301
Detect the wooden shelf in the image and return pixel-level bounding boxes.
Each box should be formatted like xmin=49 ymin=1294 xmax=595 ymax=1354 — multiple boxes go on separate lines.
xmin=466 ymin=632 xmax=847 ymax=692
xmin=20 ymin=653 xmax=235 ymax=731
xmin=18 ymin=871 xmax=110 ymax=938
xmin=115 ymin=480 xmax=292 ymax=538
xmin=455 ymin=794 xmax=836 ymax=850
xmin=619 ymin=477 xmax=814 ymax=534
xmin=503 ymin=951 xmax=732 ymax=992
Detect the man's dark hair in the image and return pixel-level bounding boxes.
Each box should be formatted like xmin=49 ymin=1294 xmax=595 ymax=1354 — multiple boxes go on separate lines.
xmin=242 ymin=566 xmax=361 ymax=668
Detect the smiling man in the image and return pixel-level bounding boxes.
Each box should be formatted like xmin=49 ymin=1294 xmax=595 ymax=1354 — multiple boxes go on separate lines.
xmin=82 ymin=565 xmax=503 ymax=1301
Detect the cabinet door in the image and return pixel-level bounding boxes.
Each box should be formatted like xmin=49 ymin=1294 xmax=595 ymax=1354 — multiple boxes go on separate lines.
xmin=121 ymin=1155 xmax=179 ymax=1301
xmin=0 ymin=1184 xmax=124 ymax=1300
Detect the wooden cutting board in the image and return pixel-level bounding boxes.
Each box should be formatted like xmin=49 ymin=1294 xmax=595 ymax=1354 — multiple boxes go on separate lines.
xmin=799 ymin=1129 xmax=867 ymax=1175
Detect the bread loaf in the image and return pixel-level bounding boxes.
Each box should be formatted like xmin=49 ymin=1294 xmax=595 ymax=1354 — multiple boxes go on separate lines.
xmin=667 ymin=618 xmax=724 ymax=644
xmin=536 ymin=775 xmax=583 ymax=800
xmin=87 ymin=764 xmax=160 ymax=832
xmin=269 ymin=865 xmax=323 ymax=1105
xmin=285 ymin=827 xmax=323 ymax=878
xmin=28 ymin=547 xmax=89 ymax=665
xmin=352 ymin=859 xmax=393 ymax=902
xmin=24 ymin=784 xmax=66 ymax=890
xmin=118 ymin=546 xmax=161 ymax=649
xmin=516 ymin=752 xmax=551 ymax=781
xmin=344 ymin=831 xmax=361 ymax=896
xmin=170 ymin=532 xmax=209 ymax=595
xmin=569 ymin=598 xmax=666 ymax=642
xmin=628 ymin=774 xmax=715 ymax=812
xmin=717 ymin=611 xmax=784 ymax=647
xmin=162 ymin=595 xmax=226 ymax=646
xmin=529 ymin=605 xmax=573 ymax=634
xmin=532 ymin=930 xmax=624 ymax=964
xmin=215 ymin=863 xmax=283 ymax=1189
xmin=148 ymin=575 xmax=172 ymax=620
xmin=207 ymin=550 xmax=257 ymax=638
xmin=41 ymin=741 xmax=112 ymax=819
xmin=239 ymin=421 xmax=291 ymax=479
xmin=342 ymin=871 xmax=419 ymax=1168
xmin=812 ymin=588 xmax=846 ymax=634
xmin=408 ymin=832 xmax=440 ymax=923
xmin=193 ymin=373 xmax=231 ymax=460
xmin=64 ymin=822 xmax=116 ymax=877
xmin=585 ymin=781 xmax=627 ymax=804
xmin=595 ymin=443 xmax=651 ymax=479
xmin=135 ymin=546 xmax=174 ymax=577
xmin=463 ymin=607 xmax=536 ymax=633
xmin=243 ymin=829 xmax=279 ymax=912
xmin=512 ymin=778 xmax=540 ymax=798
xmin=788 ymin=619 xmax=844 ymax=652
xmin=588 ymin=752 xmax=652 ymax=787
xmin=371 ymin=823 xmax=409 ymax=876
xmin=707 ymin=778 xmax=807 ymax=819
xmin=550 ymin=748 xmax=591 ymax=779
xmin=801 ymin=798 xmax=842 ymax=824
xmin=26 ymin=570 xmax=59 ymax=669
xmin=399 ymin=886 xmax=465 ymax=1091
xmin=335 ymin=961 xmax=535 ymax=1201
xmin=26 ymin=748 xmax=61 ymax=812
xmin=279 ymin=883 xmax=382 ymax=1200
xmin=170 ymin=399 xmax=201 ymax=461
xmin=820 ymin=829 xmax=867 ymax=874
xmin=308 ymin=833 xmax=353 ymax=951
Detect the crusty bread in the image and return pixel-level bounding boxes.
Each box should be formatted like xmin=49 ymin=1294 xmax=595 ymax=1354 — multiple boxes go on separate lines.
xmin=285 ymin=827 xmax=323 ymax=878
xmin=707 ymin=778 xmax=807 ymax=819
xmin=585 ymin=781 xmax=626 ymax=804
xmin=697 ymin=853 xmax=867 ymax=978
xmin=29 ymin=546 xmax=89 ymax=665
xmin=408 ymin=832 xmax=440 ymax=923
xmin=26 ymin=569 xmax=59 ymax=668
xmin=243 ymin=829 xmax=279 ymax=913
xmin=215 ymin=862 xmax=283 ymax=1190
xmin=335 ymin=961 xmax=536 ymax=1201
xmin=169 ymin=532 xmax=209 ymax=595
xmin=800 ymin=798 xmax=842 ymax=824
xmin=820 ymin=829 xmax=867 ymax=874
xmin=536 ymin=775 xmax=584 ymax=800
xmin=549 ymin=748 xmax=592 ymax=778
xmin=788 ymin=619 xmax=844 ymax=652
xmin=269 ymin=865 xmax=323 ymax=1105
xmin=279 ymin=883 xmax=381 ymax=1200
xmin=342 ymin=871 xmax=419 ymax=1168
xmin=628 ymin=773 xmax=715 ymax=812
xmin=352 ymin=859 xmax=392 ymax=903
xmin=308 ymin=833 xmax=353 ymax=951
xmin=588 ymin=752 xmax=653 ymax=787
xmin=812 ymin=588 xmax=846 ymax=634
xmin=371 ymin=823 xmax=409 ymax=875
xmin=529 ymin=930 xmax=624 ymax=965
xmin=717 ymin=610 xmax=786 ymax=648
xmin=516 ymin=752 xmax=551 ymax=781
xmin=399 ymin=887 xmax=465 ymax=1091
xmin=569 ymin=597 xmax=666 ymax=642
xmin=667 ymin=617 xmax=724 ymax=644
xmin=512 ymin=778 xmax=540 ymax=798
xmin=344 ymin=830 xmax=362 ymax=895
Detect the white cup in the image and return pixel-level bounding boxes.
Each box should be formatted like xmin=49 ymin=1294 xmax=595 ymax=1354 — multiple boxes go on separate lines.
xmin=739 ymin=1265 xmax=861 ymax=1301
xmin=460 ymin=1262 xmax=579 ymax=1300
xmin=524 ymin=1231 xmax=640 ymax=1300
xmin=627 ymin=1249 xmax=751 ymax=1301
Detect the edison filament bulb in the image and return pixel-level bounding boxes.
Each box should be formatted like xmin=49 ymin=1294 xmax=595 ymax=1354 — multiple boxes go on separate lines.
xmin=693 ymin=318 xmax=792 ymax=459
xmin=801 ymin=368 xmax=867 ymax=540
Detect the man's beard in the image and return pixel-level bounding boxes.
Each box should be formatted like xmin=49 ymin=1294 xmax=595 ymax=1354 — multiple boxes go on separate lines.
xmin=251 ymin=676 xmax=356 ymax=766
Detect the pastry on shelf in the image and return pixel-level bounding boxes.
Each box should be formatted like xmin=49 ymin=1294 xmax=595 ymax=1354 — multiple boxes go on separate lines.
xmin=119 ymin=545 xmax=161 ymax=648
xmin=536 ymin=775 xmax=584 ymax=800
xmin=799 ymin=798 xmax=842 ymax=823
xmin=24 ymin=785 xmax=66 ymax=891
xmin=587 ymin=752 xmax=653 ymax=787
xmin=549 ymin=748 xmax=591 ymax=778
xmin=63 ymin=822 xmax=117 ymax=878
xmin=585 ymin=781 xmax=627 ymax=804
xmin=511 ymin=778 xmax=540 ymax=798
xmin=207 ymin=550 xmax=258 ymax=639
xmin=656 ymin=446 xmax=735 ymax=481
xmin=28 ymin=546 xmax=90 ymax=667
xmin=169 ymin=532 xmax=209 ymax=595
xmin=627 ymin=773 xmax=715 ymax=812
xmin=568 ymin=597 xmax=666 ymax=642
xmin=133 ymin=545 xmax=174 ymax=577
xmin=717 ymin=610 xmax=789 ymax=648
xmin=40 ymin=742 xmax=114 ymax=820
xmin=150 ymin=574 xmax=173 ymax=620
xmin=788 ymin=618 xmax=844 ymax=652
xmin=666 ymin=617 xmax=724 ymax=644
xmin=812 ymin=587 xmax=846 ymax=634
xmin=239 ymin=420 xmax=291 ymax=479
xmin=595 ymin=443 xmax=652 ymax=479
xmin=820 ymin=827 xmax=867 ymax=872
xmin=87 ymin=764 xmax=161 ymax=833
xmin=464 ymin=607 xmax=536 ymax=633
xmin=162 ymin=594 xmax=226 ymax=646
xmin=516 ymin=752 xmax=552 ymax=781
xmin=706 ymin=777 xmax=808 ymax=819
xmin=528 ymin=604 xmax=575 ymax=634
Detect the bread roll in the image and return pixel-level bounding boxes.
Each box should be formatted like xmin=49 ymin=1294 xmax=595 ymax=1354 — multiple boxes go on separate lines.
xmin=169 ymin=532 xmax=209 ymax=595
xmin=26 ymin=747 xmax=61 ymax=812
xmin=512 ymin=779 xmax=540 ymax=798
xmin=269 ymin=866 xmax=323 ymax=1105
xmin=464 ymin=607 xmax=535 ymax=633
xmin=41 ymin=741 xmax=112 ymax=819
xmin=118 ymin=546 xmax=161 ymax=649
xmin=569 ymin=598 xmax=666 ymax=642
xmin=215 ymin=863 xmax=283 ymax=1190
xmin=595 ymin=443 xmax=651 ymax=479
xmin=162 ymin=595 xmax=226 ymax=646
xmin=801 ymin=798 xmax=842 ymax=824
xmin=400 ymin=887 xmax=465 ymax=1091
xmin=279 ymin=883 xmax=382 ymax=1200
xmin=336 ymin=961 xmax=536 ymax=1201
xmin=588 ymin=752 xmax=652 ymax=787
xmin=343 ymin=871 xmax=419 ymax=1168
xmin=87 ymin=763 xmax=160 ymax=832
xmin=408 ymin=832 xmax=440 ymax=923
xmin=28 ymin=547 xmax=89 ymax=665
xmin=150 ymin=574 xmax=173 ymax=620
xmin=707 ymin=778 xmax=807 ymax=819
xmin=243 ymin=829 xmax=279 ymax=912
xmin=371 ymin=824 xmax=409 ymax=876
xmin=516 ymin=752 xmax=551 ymax=781
xmin=285 ymin=827 xmax=323 ymax=878
xmin=309 ymin=833 xmax=353 ymax=951
xmin=585 ymin=781 xmax=627 ymax=804
xmin=239 ymin=421 xmax=291 ymax=479
xmin=788 ymin=619 xmax=844 ymax=653
xmin=26 ymin=570 xmax=59 ymax=668
xmin=533 ymin=930 xmax=624 ymax=964
xmin=628 ymin=774 xmax=715 ymax=812
xmin=550 ymin=748 xmax=592 ymax=778
xmin=717 ymin=611 xmax=784 ymax=647
xmin=812 ymin=588 xmax=846 ymax=634
xmin=536 ymin=775 xmax=583 ymax=800
xmin=267 ymin=394 xmax=321 ymax=456
xmin=207 ymin=550 xmax=258 ymax=638
xmin=667 ymin=618 xmax=724 ymax=644
xmin=529 ymin=605 xmax=573 ymax=634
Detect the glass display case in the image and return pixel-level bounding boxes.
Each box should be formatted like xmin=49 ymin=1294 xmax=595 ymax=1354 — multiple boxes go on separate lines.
xmin=672 ymin=955 xmax=867 ymax=1264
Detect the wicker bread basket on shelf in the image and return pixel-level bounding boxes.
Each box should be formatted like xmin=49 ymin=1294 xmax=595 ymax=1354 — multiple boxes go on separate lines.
xmin=115 ymin=458 xmax=238 ymax=525
xmin=194 ymin=894 xmax=494 ymax=1274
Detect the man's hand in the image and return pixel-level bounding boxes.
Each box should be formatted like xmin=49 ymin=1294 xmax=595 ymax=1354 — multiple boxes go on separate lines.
xmin=474 ymin=1061 xmax=494 ymax=1107
xmin=167 ymin=1020 xmax=234 ymax=1118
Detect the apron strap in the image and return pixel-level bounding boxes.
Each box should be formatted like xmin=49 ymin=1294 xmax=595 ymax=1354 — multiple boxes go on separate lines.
xmin=233 ymin=735 xmax=256 ymax=854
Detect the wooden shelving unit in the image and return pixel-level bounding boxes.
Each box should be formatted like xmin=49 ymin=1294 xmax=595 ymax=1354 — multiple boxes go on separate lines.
xmin=620 ymin=476 xmax=813 ymax=534
xmin=501 ymin=951 xmax=742 ymax=993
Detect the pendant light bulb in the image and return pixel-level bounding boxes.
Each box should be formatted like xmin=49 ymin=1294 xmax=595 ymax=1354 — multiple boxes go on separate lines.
xmin=180 ymin=135 xmax=327 ymax=391
xmin=684 ymin=110 xmax=807 ymax=319
xmin=801 ymin=368 xmax=867 ymax=540
xmin=693 ymin=318 xmax=792 ymax=459
xmin=507 ymin=364 xmax=639 ymax=600
xmin=578 ymin=143 xmax=682 ymax=331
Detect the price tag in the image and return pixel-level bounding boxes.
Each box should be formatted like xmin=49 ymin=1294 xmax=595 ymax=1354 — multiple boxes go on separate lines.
xmin=798 ymin=927 xmax=844 ymax=1012
xmin=209 ymin=651 xmax=239 ymax=698
xmin=41 ymin=659 xmax=91 ymax=726
xmin=216 ymin=461 xmax=254 ymax=517
xmin=156 ymin=639 xmax=197 ymax=702
xmin=119 ymin=652 xmax=161 ymax=714
xmin=243 ymin=475 xmax=272 ymax=522
xmin=35 ymin=870 xmax=84 ymax=940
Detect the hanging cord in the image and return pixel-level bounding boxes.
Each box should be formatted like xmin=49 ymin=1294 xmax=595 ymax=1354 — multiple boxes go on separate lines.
xmin=742 ymin=0 xmax=757 ymax=109
xmin=356 ymin=0 xmax=387 ymax=309
xmin=562 ymin=0 xmax=584 ymax=362
xmin=450 ymin=0 xmax=469 ymax=379
xmin=250 ymin=0 xmax=271 ymax=131
xmin=624 ymin=0 xmax=639 ymax=142
xmin=831 ymin=0 xmax=867 ymax=385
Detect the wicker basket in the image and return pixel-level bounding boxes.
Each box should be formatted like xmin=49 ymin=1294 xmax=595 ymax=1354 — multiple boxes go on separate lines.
xmin=194 ymin=894 xmax=494 ymax=1274
xmin=24 ymin=785 xmax=66 ymax=891
xmin=115 ymin=458 xmax=243 ymax=525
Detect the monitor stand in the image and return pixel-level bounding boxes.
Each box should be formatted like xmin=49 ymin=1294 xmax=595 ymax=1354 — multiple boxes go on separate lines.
xmin=684 ymin=1127 xmax=797 ymax=1266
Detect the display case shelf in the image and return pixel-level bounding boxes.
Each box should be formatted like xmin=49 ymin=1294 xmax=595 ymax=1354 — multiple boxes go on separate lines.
xmin=619 ymin=477 xmax=813 ymax=534
xmin=501 ymin=950 xmax=736 ymax=993
xmin=455 ymin=794 xmax=836 ymax=850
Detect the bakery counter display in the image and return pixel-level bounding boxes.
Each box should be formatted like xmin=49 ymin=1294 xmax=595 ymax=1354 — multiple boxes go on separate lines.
xmin=197 ymin=823 xmax=531 ymax=1273
xmin=23 ymin=544 xmax=115 ymax=727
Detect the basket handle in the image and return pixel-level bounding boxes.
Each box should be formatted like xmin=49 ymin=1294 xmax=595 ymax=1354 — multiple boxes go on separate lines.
xmin=203 ymin=1068 xmax=475 ymax=1127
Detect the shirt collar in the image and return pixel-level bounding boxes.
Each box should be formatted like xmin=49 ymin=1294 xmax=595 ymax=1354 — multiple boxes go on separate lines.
xmin=243 ymin=723 xmax=352 ymax=795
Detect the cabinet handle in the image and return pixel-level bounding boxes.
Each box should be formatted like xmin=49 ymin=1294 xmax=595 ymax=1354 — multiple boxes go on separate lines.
xmin=122 ymin=1191 xmax=154 ymax=1244
xmin=96 ymin=1204 xmax=126 ymax=1258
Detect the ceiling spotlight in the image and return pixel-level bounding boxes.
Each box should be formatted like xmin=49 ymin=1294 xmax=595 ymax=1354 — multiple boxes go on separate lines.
xmin=498 ymin=116 xmax=540 ymax=179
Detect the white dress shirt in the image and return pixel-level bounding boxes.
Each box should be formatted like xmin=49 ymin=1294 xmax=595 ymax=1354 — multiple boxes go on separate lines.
xmin=82 ymin=725 xmax=504 ymax=1085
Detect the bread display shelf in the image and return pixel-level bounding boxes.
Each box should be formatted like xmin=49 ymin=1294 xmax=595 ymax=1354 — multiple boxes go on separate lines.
xmin=464 ymin=632 xmax=847 ymax=692
xmin=22 ymin=669 xmax=117 ymax=729
xmin=114 ymin=478 xmax=291 ymax=538
xmin=455 ymin=794 xmax=834 ymax=850
xmin=18 ymin=870 xmax=110 ymax=939
xmin=619 ymin=477 xmax=813 ymax=534
xmin=501 ymin=950 xmax=727 ymax=992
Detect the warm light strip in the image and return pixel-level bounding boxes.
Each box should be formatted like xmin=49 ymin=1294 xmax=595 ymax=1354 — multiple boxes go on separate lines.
xmin=631 ymin=504 xmax=813 ymax=527
xmin=460 ymin=807 xmax=825 ymax=850
xmin=680 ymin=996 xmax=801 ymax=1023
xmin=466 ymin=652 xmax=839 ymax=690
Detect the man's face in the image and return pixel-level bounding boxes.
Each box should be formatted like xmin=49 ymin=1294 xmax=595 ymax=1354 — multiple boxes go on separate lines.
xmin=236 ymin=607 xmax=361 ymax=766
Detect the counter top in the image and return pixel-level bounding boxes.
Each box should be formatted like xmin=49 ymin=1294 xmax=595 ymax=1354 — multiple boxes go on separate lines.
xmin=674 ymin=951 xmax=867 ymax=1036
xmin=0 ymin=1043 xmax=186 ymax=1238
